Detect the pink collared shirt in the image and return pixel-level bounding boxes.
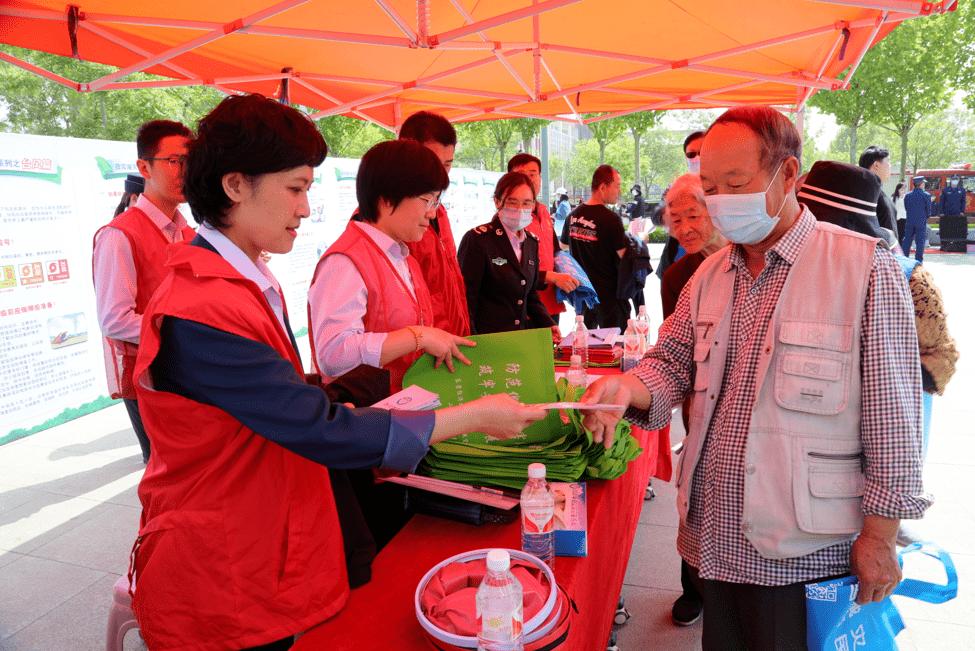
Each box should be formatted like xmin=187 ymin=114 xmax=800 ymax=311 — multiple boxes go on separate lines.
xmin=93 ymin=195 xmax=192 ymax=344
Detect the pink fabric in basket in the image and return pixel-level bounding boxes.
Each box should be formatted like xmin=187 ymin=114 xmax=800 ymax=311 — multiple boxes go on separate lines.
xmin=421 ymin=558 xmax=549 ymax=636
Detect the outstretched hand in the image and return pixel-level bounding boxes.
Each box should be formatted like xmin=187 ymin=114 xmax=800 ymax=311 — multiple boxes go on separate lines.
xmin=471 ymin=393 xmax=548 ymax=440
xmin=579 ymin=376 xmax=633 ymax=449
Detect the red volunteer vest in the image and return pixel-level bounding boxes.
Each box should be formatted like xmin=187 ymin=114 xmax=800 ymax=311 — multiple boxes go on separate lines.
xmin=526 ymin=202 xmax=565 ymax=315
xmin=132 ymin=244 xmax=347 ymax=651
xmin=92 ymin=206 xmax=196 ymax=399
xmin=309 ymin=221 xmax=436 ymax=393
xmin=405 ymin=205 xmax=471 ymax=336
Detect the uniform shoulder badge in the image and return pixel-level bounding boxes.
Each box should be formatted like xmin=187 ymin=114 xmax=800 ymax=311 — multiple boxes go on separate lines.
xmin=526 ymin=230 xmax=539 ymax=240
xmin=474 ymin=224 xmax=489 ymax=234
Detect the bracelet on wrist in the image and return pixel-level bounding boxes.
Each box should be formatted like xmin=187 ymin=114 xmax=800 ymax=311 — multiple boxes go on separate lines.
xmin=406 ymin=325 xmax=422 ymax=352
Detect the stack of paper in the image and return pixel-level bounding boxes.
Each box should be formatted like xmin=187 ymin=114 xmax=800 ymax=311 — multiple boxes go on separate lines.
xmin=554 ymin=327 xmax=622 ymax=367
xmin=402 ymin=329 xmax=642 ymax=490
xmin=370 ymin=385 xmax=441 ymax=411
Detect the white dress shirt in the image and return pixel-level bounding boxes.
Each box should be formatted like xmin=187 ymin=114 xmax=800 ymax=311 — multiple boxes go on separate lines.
xmin=309 ymin=221 xmax=417 ymax=378
xmin=196 ymin=223 xmax=287 ymax=333
xmin=93 ymin=195 xmax=192 ymax=344
xmin=500 ymin=220 xmax=526 ymax=263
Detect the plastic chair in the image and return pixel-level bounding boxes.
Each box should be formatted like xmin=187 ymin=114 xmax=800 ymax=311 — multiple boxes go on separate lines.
xmin=106 ymin=574 xmax=139 ymax=651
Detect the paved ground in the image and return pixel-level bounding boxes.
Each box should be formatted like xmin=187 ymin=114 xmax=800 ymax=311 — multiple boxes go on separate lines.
xmin=0 ymin=249 xmax=971 ymax=651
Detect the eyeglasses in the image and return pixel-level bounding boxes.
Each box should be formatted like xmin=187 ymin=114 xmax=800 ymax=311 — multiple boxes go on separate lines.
xmin=685 ymin=151 xmax=700 ymax=159
xmin=503 ymin=199 xmax=536 ymax=210
xmin=417 ymin=194 xmax=442 ymax=212
xmin=145 ymin=155 xmax=187 ymax=169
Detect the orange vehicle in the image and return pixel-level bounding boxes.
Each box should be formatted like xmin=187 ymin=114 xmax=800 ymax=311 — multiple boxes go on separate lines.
xmin=907 ymin=167 xmax=975 ymax=217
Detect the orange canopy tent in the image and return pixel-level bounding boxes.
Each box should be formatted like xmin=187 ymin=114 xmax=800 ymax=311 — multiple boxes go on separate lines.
xmin=0 ymin=0 xmax=957 ymax=129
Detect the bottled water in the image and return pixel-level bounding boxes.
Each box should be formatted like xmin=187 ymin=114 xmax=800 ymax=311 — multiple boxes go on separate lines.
xmin=635 ymin=305 xmax=652 ymax=353
xmin=571 ymin=315 xmax=589 ymax=370
xmin=476 ymin=549 xmax=524 ymax=651
xmin=521 ymin=463 xmax=555 ymax=571
xmin=565 ymin=354 xmax=586 ymax=393
xmin=622 ymin=318 xmax=641 ymax=372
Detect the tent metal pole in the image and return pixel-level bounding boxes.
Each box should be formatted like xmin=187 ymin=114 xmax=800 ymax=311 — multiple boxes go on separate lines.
xmin=840 ymin=12 xmax=888 ymax=89
xmin=806 ymin=0 xmax=948 ymax=14
xmin=0 ymin=51 xmax=79 ymax=90
xmin=291 ymin=76 xmax=391 ymax=129
xmin=538 ymin=55 xmax=584 ymax=124
xmin=375 ymin=0 xmax=418 ymax=43
xmin=432 ymin=0 xmax=582 ymax=46
xmin=85 ymin=0 xmax=310 ymax=91
xmin=79 ymin=20 xmax=238 ymax=95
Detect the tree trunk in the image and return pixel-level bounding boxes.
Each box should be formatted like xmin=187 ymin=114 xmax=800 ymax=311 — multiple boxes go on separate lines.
xmin=100 ymin=95 xmax=108 ymax=138
xmin=900 ymin=126 xmax=911 ymax=180
xmin=522 ymin=136 xmax=531 ymax=154
xmin=849 ymin=121 xmax=858 ymax=165
xmin=499 ymin=141 xmax=508 ymax=170
xmin=599 ymin=141 xmax=606 ymax=165
xmin=633 ymin=133 xmax=641 ymax=187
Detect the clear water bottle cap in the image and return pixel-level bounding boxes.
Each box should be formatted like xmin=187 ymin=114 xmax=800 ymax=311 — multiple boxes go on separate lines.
xmin=570 ymin=354 xmax=581 ymax=364
xmin=486 ymin=548 xmax=511 ymax=572
xmin=639 ymin=305 xmax=647 ymax=313
xmin=528 ymin=462 xmax=546 ymax=479
xmin=575 ymin=315 xmax=584 ymax=322
xmin=628 ymin=318 xmax=635 ymax=327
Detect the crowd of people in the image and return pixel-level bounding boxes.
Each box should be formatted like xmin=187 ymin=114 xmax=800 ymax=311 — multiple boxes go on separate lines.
xmin=91 ymin=96 xmax=958 ymax=651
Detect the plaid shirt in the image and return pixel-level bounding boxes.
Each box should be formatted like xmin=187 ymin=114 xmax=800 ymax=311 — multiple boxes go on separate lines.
xmin=627 ymin=208 xmax=932 ymax=585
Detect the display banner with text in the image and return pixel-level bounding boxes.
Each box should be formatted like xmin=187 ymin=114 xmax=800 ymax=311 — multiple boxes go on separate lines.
xmin=0 ymin=131 xmax=501 ymax=443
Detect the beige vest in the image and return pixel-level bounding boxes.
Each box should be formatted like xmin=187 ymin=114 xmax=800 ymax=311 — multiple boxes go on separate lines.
xmin=677 ymin=220 xmax=878 ymax=559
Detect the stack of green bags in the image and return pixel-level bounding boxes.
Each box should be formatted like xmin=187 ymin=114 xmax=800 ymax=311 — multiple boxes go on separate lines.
xmin=402 ymin=329 xmax=642 ymax=491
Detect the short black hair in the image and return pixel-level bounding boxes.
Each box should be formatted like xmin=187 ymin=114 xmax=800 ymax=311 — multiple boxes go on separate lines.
xmin=494 ymin=171 xmax=536 ymax=204
xmin=858 ymin=145 xmax=890 ymax=170
xmin=683 ymin=131 xmax=705 ymax=153
xmin=356 ymin=140 xmax=449 ymax=223
xmin=136 ymin=120 xmax=193 ymax=160
xmin=399 ymin=111 xmax=457 ymax=147
xmin=591 ymin=165 xmax=617 ymax=191
xmin=507 ymin=153 xmax=541 ymax=173
xmin=183 ymin=94 xmax=328 ymax=229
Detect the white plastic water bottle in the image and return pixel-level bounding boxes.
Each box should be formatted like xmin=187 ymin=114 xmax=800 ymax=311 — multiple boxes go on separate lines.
xmin=635 ymin=305 xmax=652 ymax=353
xmin=565 ymin=354 xmax=587 ymax=391
xmin=622 ymin=318 xmax=641 ymax=372
xmin=521 ymin=463 xmax=555 ymax=571
xmin=476 ymin=549 xmax=524 ymax=651
xmin=571 ymin=315 xmax=589 ymax=370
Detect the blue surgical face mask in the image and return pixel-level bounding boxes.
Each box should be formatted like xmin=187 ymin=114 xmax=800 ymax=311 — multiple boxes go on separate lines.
xmin=687 ymin=157 xmax=701 ymax=174
xmin=499 ymin=207 xmax=533 ymax=231
xmin=703 ymin=161 xmax=788 ymax=245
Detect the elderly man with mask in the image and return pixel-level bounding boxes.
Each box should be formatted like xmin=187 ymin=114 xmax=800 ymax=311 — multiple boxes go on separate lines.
xmin=580 ymin=106 xmax=930 ymax=651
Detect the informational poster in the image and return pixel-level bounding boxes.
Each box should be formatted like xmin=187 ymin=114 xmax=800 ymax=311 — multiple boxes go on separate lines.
xmin=0 ymin=131 xmax=504 ymax=443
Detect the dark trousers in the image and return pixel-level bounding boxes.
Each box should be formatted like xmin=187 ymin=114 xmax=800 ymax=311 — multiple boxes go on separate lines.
xmin=902 ymin=220 xmax=926 ymax=263
xmin=122 ymin=398 xmax=151 ymax=463
xmin=688 ymin=565 xmax=845 ymax=651
xmin=582 ymin=297 xmax=631 ymax=331
xmin=240 ymin=637 xmax=293 ymax=651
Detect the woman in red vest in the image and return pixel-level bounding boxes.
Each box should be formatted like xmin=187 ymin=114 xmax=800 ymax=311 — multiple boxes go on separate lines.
xmin=308 ymin=140 xmax=475 ymax=398
xmin=131 ymin=94 xmax=545 ymax=651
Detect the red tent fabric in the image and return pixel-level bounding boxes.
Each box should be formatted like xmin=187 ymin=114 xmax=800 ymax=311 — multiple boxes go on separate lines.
xmin=0 ymin=1 xmax=956 ymax=128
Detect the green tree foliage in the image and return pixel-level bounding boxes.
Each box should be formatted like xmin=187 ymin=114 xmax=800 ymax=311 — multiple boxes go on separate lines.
xmin=616 ymin=111 xmax=664 ymax=188
xmin=637 ymin=130 xmax=686 ymax=197
xmin=485 ymin=119 xmax=518 ymax=169
xmin=454 ymin=121 xmax=500 ymax=170
xmin=583 ymin=113 xmax=627 ymax=164
xmin=515 ymin=117 xmax=550 ymax=154
xmin=807 ymin=67 xmax=879 ymax=164
xmin=0 ymin=45 xmax=223 ymax=139
xmin=313 ymin=114 xmax=392 ymax=159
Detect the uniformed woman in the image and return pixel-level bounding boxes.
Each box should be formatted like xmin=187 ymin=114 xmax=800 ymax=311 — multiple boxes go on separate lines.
xmin=458 ymin=171 xmax=561 ymax=341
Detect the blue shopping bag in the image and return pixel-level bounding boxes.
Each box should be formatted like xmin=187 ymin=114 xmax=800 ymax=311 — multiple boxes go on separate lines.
xmin=805 ymin=543 xmax=957 ymax=651
xmin=553 ymin=251 xmax=599 ymax=312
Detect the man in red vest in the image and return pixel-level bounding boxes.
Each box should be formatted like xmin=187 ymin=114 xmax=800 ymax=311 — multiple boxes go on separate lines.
xmin=398 ymin=111 xmax=471 ymax=336
xmin=92 ymin=120 xmax=195 ymax=463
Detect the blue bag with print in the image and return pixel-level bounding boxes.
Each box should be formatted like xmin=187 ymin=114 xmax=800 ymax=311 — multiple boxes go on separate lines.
xmin=805 ymin=543 xmax=957 ymax=651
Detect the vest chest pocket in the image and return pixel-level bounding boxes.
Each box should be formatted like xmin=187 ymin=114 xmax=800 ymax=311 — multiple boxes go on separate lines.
xmin=775 ymin=320 xmax=853 ymax=415
xmin=692 ymin=320 xmax=716 ymax=392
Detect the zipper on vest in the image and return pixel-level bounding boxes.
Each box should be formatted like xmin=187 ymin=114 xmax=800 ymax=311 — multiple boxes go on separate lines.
xmin=807 ymin=451 xmax=863 ymax=461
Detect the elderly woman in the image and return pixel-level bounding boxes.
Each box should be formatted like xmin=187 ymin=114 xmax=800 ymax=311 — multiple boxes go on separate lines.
xmin=130 ymin=94 xmax=545 ymax=651
xmin=457 ymin=171 xmax=561 ymax=340
xmin=309 ymin=139 xmax=476 ymax=397
xmin=660 ymin=173 xmax=729 ymax=319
